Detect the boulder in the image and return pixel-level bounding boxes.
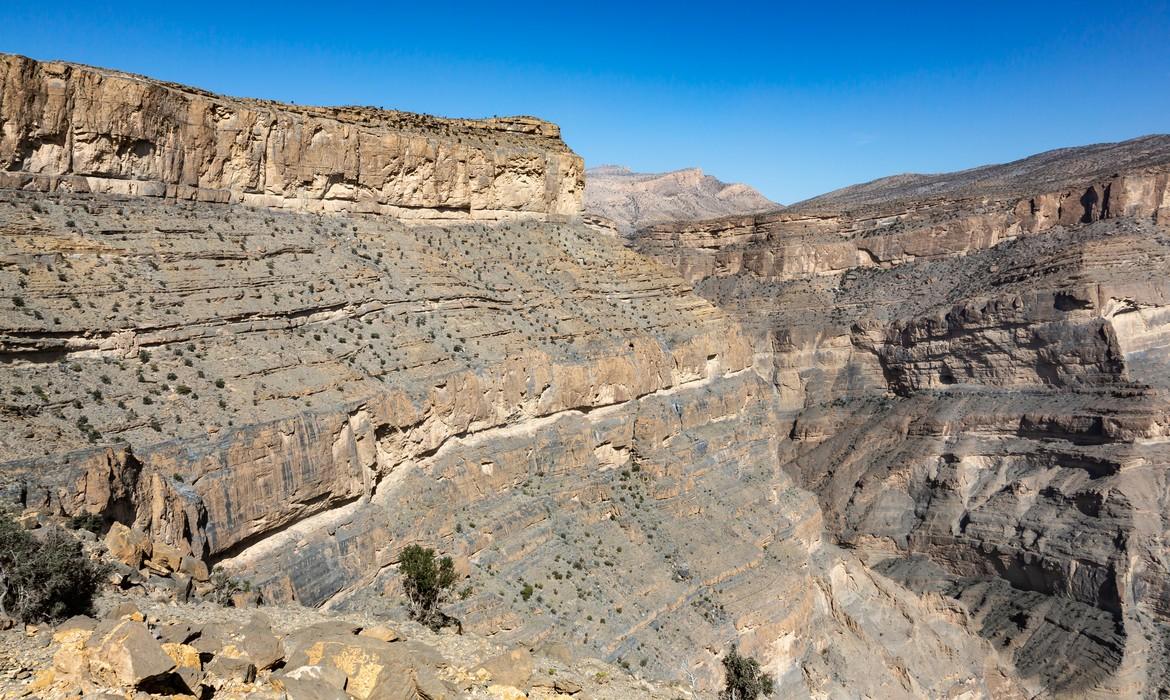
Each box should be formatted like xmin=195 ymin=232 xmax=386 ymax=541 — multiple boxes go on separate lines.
xmin=150 ymin=540 xmax=185 ymax=572
xmin=84 ymin=619 xmax=176 ymax=687
xmin=206 ymin=654 xmax=256 ymax=684
xmin=276 ymin=675 xmax=350 ymax=700
xmin=193 ymin=616 xmax=284 ymax=671
xmin=486 ymin=685 xmax=527 ymax=700
xmin=52 ymin=627 xmax=95 ymax=677
xmin=358 ymin=624 xmax=400 ymax=643
xmin=239 ymin=615 xmax=286 ymax=671
xmin=231 ymin=589 xmax=261 ymax=608
xmin=478 ymin=647 xmax=534 ymax=689
xmin=178 ymin=555 xmax=210 ymax=582
xmin=107 ymin=601 xmax=144 ymax=622
xmin=554 ymin=677 xmax=583 ymax=694
xmin=56 ymin=615 xmax=97 ymax=633
xmin=104 ymin=522 xmax=151 ymax=568
xmin=274 ymin=665 xmax=350 ymax=700
xmin=158 ymin=620 xmax=202 ymax=645
xmin=285 ymin=633 xmax=429 ymax=700
xmin=162 ymin=642 xmax=202 ymax=693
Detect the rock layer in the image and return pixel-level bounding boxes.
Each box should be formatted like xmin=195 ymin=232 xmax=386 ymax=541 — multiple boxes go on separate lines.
xmin=630 ymin=135 xmax=1170 ymax=696
xmin=0 ymin=54 xmax=583 ymax=219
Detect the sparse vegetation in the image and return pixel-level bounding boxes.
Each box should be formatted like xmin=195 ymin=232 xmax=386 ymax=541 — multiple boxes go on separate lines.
xmin=207 ymin=570 xmax=255 ymax=606
xmin=0 ymin=513 xmax=108 ymax=622
xmin=720 ymin=645 xmax=774 ymax=700
xmin=399 ymin=544 xmax=458 ymax=631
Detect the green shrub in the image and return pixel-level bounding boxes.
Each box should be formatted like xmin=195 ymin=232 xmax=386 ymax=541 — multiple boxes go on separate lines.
xmin=720 ymin=645 xmax=774 ymax=700
xmin=0 ymin=514 xmax=108 ymax=622
xmin=398 ymin=544 xmax=457 ymax=630
xmin=207 ymin=570 xmax=253 ymax=606
xmin=68 ymin=512 xmax=104 ymax=534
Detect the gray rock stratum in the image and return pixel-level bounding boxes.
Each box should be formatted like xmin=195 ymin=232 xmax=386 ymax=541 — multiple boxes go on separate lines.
xmin=0 ymin=54 xmax=1033 ymax=698
xmin=583 ymin=165 xmax=780 ymax=234
xmin=629 ymin=134 xmax=1170 ymax=697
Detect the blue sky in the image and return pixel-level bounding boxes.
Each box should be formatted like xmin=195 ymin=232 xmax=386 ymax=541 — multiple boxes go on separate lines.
xmin=3 ymin=2 xmax=1168 ymax=202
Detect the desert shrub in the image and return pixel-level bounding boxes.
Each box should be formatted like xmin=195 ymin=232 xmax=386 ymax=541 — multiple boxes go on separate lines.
xmin=68 ymin=512 xmax=104 ymax=534
xmin=720 ymin=645 xmax=774 ymax=700
xmin=0 ymin=514 xmax=108 ymax=622
xmin=207 ymin=570 xmax=253 ymax=606
xmin=399 ymin=544 xmax=457 ymax=630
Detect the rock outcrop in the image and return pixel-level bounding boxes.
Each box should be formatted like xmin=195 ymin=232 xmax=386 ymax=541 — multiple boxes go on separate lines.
xmin=0 ymin=54 xmax=583 ymax=220
xmin=583 ymin=165 xmax=779 ymax=234
xmin=629 ymin=134 xmax=1170 ymax=696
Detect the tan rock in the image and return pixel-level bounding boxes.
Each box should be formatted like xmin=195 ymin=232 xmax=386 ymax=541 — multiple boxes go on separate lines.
xmin=0 ymin=54 xmax=583 ymax=220
xmin=554 ymin=677 xmax=582 ymax=694
xmin=151 ymin=540 xmax=184 ymax=571
xmin=285 ymin=633 xmax=427 ymax=700
xmin=357 ymin=624 xmax=400 ymax=643
xmin=487 ymin=684 xmax=528 ymax=700
xmin=479 ymin=647 xmax=534 ymax=689
xmin=206 ymin=654 xmax=256 ymax=684
xmin=108 ymin=601 xmax=144 ymax=622
xmin=104 ymin=522 xmax=152 ymax=568
xmin=273 ymin=674 xmax=349 ymax=700
xmin=162 ymin=642 xmax=203 ymax=693
xmin=178 ymin=555 xmax=210 ymax=582
xmin=85 ymin=619 xmax=176 ymax=687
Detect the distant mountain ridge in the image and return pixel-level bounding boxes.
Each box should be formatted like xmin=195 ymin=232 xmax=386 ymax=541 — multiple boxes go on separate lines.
xmin=584 ymin=164 xmax=781 ymax=233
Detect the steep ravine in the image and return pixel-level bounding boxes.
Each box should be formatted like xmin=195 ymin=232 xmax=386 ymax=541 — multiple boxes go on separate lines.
xmin=631 ymin=135 xmax=1170 ymax=696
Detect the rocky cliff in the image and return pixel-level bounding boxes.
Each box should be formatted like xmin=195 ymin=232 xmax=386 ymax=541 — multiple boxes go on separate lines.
xmin=0 ymin=57 xmax=1027 ymax=697
xmin=583 ymin=165 xmax=779 ymax=234
xmin=629 ymin=135 xmax=1170 ymax=696
xmin=0 ymin=54 xmax=583 ymax=219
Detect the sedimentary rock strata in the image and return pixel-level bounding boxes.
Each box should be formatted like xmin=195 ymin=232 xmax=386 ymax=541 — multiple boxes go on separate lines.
xmin=0 ymin=54 xmax=583 ymax=219
xmin=630 ymin=135 xmax=1170 ymax=696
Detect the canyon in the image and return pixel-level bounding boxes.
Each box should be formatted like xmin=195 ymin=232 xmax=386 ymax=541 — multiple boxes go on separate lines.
xmin=630 ymin=135 xmax=1170 ymax=696
xmin=1 ymin=52 xmax=1169 ymax=699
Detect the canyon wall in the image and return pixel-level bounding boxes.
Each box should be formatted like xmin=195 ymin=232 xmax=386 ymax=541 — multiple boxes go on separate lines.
xmin=0 ymin=54 xmax=583 ymax=219
xmin=629 ymin=135 xmax=1170 ymax=696
xmin=0 ymin=57 xmax=1028 ymax=696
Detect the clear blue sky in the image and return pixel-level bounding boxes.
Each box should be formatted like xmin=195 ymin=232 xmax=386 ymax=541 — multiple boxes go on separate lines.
xmin=3 ymin=2 xmax=1168 ymax=203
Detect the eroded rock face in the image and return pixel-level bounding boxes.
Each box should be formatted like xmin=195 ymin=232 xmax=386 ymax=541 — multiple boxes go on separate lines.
xmin=630 ymin=135 xmax=1170 ymax=696
xmin=0 ymin=54 xmax=583 ymax=219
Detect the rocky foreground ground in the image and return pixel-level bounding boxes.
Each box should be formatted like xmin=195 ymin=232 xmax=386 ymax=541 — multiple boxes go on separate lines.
xmin=0 ymin=517 xmax=689 ymax=700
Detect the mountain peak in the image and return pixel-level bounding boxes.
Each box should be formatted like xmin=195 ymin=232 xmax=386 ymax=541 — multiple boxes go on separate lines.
xmin=584 ymin=164 xmax=781 ymax=233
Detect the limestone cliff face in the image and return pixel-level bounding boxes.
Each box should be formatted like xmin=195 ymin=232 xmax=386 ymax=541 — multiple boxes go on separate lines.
xmin=630 ymin=135 xmax=1170 ymax=696
xmin=0 ymin=54 xmax=583 ymax=219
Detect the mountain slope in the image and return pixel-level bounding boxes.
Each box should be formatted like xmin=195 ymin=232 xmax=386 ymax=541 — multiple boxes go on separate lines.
xmin=627 ymin=134 xmax=1170 ymax=696
xmin=584 ymin=165 xmax=780 ymax=233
